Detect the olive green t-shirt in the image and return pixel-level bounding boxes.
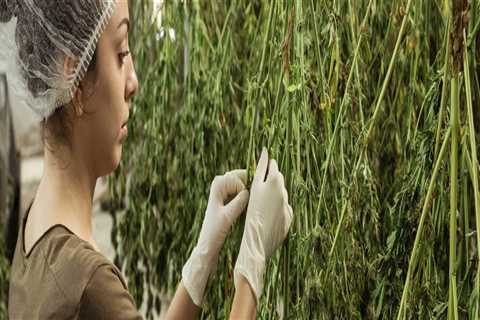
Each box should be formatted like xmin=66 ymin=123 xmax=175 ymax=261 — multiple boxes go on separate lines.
xmin=8 ymin=209 xmax=143 ymax=319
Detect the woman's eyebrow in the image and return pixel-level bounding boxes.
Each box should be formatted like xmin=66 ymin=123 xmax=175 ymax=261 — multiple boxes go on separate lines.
xmin=118 ymin=18 xmax=130 ymax=32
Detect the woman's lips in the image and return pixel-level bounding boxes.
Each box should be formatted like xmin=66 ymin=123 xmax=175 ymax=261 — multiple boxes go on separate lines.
xmin=119 ymin=123 xmax=128 ymax=142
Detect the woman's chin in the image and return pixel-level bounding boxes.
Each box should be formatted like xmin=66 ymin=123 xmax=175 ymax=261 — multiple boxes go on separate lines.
xmin=112 ymin=144 xmax=123 ymax=170
xmin=99 ymin=144 xmax=123 ymax=177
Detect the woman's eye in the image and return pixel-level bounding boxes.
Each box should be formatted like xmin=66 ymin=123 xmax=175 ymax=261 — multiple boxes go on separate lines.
xmin=119 ymin=50 xmax=130 ymax=64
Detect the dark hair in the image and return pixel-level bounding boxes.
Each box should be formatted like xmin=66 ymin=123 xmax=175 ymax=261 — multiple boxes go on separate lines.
xmin=6 ymin=0 xmax=103 ymax=148
xmin=42 ymin=52 xmax=98 ymax=150
xmin=0 ymin=0 xmax=17 ymax=22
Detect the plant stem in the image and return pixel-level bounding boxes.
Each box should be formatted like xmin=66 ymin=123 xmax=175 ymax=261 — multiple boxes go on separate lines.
xmin=434 ymin=18 xmax=451 ymax=160
xmin=246 ymin=0 xmax=275 ymax=183
xmin=315 ymin=0 xmax=373 ymax=222
xmin=464 ymin=32 xmax=480 ymax=319
xmin=448 ymin=68 xmax=459 ymax=320
xmin=365 ymin=0 xmax=413 ymax=142
xmin=396 ymin=127 xmax=451 ymax=320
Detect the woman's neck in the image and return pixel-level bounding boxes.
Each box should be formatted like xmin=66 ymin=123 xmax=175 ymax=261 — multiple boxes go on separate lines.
xmin=32 ymin=144 xmax=98 ymax=247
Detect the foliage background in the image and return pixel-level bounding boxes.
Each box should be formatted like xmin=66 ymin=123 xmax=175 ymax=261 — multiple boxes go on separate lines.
xmin=111 ymin=0 xmax=476 ymax=319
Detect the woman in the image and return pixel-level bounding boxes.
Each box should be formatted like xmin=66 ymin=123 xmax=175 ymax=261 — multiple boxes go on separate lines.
xmin=4 ymin=1 xmax=293 ymax=319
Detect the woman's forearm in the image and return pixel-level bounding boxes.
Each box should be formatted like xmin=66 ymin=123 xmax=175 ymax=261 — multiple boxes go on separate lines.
xmin=165 ymin=281 xmax=200 ymax=320
xmin=165 ymin=275 xmax=256 ymax=320
xmin=229 ymin=274 xmax=257 ymax=320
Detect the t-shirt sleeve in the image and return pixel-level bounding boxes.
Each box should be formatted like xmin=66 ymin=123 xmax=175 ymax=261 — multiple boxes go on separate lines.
xmin=78 ymin=264 xmax=143 ymax=320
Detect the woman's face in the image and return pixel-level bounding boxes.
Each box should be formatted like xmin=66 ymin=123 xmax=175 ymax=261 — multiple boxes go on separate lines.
xmin=72 ymin=1 xmax=138 ymax=178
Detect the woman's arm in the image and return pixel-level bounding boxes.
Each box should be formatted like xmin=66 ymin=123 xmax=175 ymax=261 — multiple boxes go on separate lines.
xmin=165 ymin=275 xmax=256 ymax=320
xmin=165 ymin=169 xmax=249 ymax=319
xmin=165 ymin=281 xmax=199 ymax=320
xmin=229 ymin=274 xmax=257 ymax=320
xmin=229 ymin=148 xmax=293 ymax=317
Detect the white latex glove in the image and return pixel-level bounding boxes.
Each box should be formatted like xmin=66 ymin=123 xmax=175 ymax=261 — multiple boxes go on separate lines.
xmin=234 ymin=147 xmax=293 ymax=302
xmin=182 ymin=169 xmax=250 ymax=307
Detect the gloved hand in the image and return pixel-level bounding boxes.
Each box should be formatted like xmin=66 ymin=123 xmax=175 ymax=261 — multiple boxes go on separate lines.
xmin=234 ymin=147 xmax=293 ymax=302
xmin=182 ymin=169 xmax=250 ymax=307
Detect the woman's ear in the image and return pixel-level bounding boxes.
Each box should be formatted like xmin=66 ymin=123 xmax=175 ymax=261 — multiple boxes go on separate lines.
xmin=71 ymin=86 xmax=85 ymax=117
xmin=64 ymin=56 xmax=85 ymax=117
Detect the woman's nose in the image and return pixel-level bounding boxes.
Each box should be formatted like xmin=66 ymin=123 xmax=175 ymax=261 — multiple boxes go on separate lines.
xmin=125 ymin=60 xmax=139 ymax=101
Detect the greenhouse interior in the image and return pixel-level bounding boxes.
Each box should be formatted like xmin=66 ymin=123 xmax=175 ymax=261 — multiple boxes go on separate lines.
xmin=1 ymin=0 xmax=480 ymax=319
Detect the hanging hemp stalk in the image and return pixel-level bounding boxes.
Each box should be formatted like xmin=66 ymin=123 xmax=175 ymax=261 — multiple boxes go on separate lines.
xmin=105 ymin=0 xmax=480 ymax=319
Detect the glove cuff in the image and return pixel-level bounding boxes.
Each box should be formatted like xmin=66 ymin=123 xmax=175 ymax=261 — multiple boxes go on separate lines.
xmin=181 ymin=246 xmax=217 ymax=307
xmin=234 ymin=240 xmax=266 ymax=303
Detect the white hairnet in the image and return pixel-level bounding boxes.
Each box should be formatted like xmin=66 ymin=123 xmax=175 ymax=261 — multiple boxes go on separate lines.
xmin=0 ymin=0 xmax=117 ymax=120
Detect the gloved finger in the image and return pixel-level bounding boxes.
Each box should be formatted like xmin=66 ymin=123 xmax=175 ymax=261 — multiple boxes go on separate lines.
xmin=254 ymin=147 xmax=269 ymax=182
xmin=266 ymin=159 xmax=279 ymax=182
xmin=284 ymin=204 xmax=293 ymax=238
xmin=210 ymin=175 xmax=222 ymax=194
xmin=226 ymin=169 xmax=247 ymax=186
xmin=221 ymin=174 xmax=247 ymax=202
xmin=269 ymin=172 xmax=286 ymax=191
xmin=282 ymin=187 xmax=289 ymax=203
xmin=274 ymin=173 xmax=286 ymax=189
xmin=225 ymin=190 xmax=250 ymax=224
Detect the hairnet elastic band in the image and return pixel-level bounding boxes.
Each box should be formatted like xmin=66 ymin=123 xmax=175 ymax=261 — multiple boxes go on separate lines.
xmin=57 ymin=0 xmax=117 ymax=112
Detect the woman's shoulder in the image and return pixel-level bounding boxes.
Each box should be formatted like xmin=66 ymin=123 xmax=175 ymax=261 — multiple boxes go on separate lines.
xmin=79 ymin=263 xmax=143 ymax=319
xmin=39 ymin=226 xmax=117 ymax=297
xmin=43 ymin=227 xmax=143 ymax=318
xmin=9 ymin=225 xmax=130 ymax=319
xmin=42 ymin=226 xmax=111 ymax=273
